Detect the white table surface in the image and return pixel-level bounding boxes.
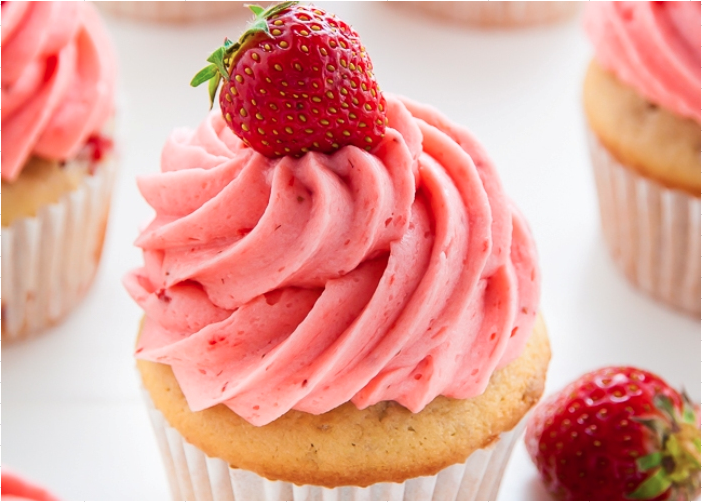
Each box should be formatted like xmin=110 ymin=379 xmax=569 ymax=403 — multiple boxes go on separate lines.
xmin=3 ymin=2 xmax=700 ymax=501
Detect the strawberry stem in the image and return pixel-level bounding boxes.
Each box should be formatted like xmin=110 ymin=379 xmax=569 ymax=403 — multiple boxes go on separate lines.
xmin=208 ymin=38 xmax=235 ymax=80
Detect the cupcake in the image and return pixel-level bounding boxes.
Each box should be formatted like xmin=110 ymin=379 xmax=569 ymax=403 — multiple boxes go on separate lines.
xmin=125 ymin=3 xmax=549 ymax=500
xmin=1 ymin=2 xmax=118 ymax=340
xmin=1 ymin=469 xmax=59 ymax=501
xmin=583 ymin=2 xmax=700 ymax=316
xmin=96 ymin=1 xmax=248 ymax=24
xmin=397 ymin=1 xmax=580 ymax=28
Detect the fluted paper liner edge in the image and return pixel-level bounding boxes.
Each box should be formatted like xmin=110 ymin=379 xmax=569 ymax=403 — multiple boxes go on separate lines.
xmin=1 ymin=157 xmax=117 ymax=340
xmin=143 ymin=389 xmax=524 ymax=501
xmin=588 ymin=130 xmax=700 ymax=316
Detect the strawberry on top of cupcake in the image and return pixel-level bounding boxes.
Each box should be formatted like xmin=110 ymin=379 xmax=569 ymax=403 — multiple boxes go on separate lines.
xmin=191 ymin=1 xmax=386 ymax=157
xmin=126 ymin=1 xmax=541 ymax=428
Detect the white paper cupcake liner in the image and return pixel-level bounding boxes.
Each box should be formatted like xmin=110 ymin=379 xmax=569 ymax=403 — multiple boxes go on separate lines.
xmin=588 ymin=130 xmax=701 ymax=316
xmin=1 ymin=156 xmax=117 ymax=341
xmin=400 ymin=1 xmax=580 ymax=27
xmin=143 ymin=390 xmax=525 ymax=501
xmin=96 ymin=1 xmax=247 ymax=23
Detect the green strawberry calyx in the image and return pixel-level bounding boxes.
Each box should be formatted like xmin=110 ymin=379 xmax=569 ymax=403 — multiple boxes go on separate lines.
xmin=629 ymin=394 xmax=701 ymax=500
xmin=190 ymin=1 xmax=298 ymax=107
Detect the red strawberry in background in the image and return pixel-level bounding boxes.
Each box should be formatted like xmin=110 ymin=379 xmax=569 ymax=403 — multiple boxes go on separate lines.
xmin=526 ymin=367 xmax=701 ymax=501
xmin=191 ymin=1 xmax=386 ymax=158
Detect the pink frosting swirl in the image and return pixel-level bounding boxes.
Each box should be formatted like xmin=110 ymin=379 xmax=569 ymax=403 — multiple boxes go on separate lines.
xmin=125 ymin=94 xmax=540 ymax=426
xmin=585 ymin=1 xmax=701 ymax=122
xmin=1 ymin=470 xmax=59 ymax=501
xmin=1 ymin=2 xmax=117 ymax=182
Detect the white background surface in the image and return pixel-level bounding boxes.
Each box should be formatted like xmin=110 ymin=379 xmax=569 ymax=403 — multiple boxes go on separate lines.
xmin=3 ymin=2 xmax=700 ymax=501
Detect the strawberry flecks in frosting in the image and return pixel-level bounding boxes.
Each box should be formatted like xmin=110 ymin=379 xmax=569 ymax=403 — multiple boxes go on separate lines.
xmin=126 ymin=94 xmax=540 ymax=426
xmin=1 ymin=1 xmax=117 ymax=182
xmin=1 ymin=470 xmax=59 ymax=501
xmin=585 ymin=2 xmax=701 ymax=123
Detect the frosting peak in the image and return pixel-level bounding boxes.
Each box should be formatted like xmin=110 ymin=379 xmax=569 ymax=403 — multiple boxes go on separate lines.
xmin=1 ymin=2 xmax=117 ymax=181
xmin=127 ymin=95 xmax=540 ymax=426
xmin=585 ymin=1 xmax=701 ymax=122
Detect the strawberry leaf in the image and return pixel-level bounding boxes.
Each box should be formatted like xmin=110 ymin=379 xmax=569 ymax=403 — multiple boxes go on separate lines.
xmin=246 ymin=2 xmax=297 ymax=39
xmin=628 ymin=468 xmax=672 ymax=500
xmin=207 ymin=74 xmax=222 ymax=109
xmin=207 ymin=46 xmax=231 ymax=81
xmin=248 ymin=16 xmax=270 ymax=36
xmin=191 ymin=64 xmax=219 ymax=87
xmin=637 ymin=452 xmax=663 ymax=471
xmin=633 ymin=417 xmax=669 ymax=440
xmin=681 ymin=396 xmax=697 ymax=425
xmin=247 ymin=4 xmax=265 ymax=16
xmin=667 ymin=434 xmax=682 ymax=457
xmin=654 ymin=395 xmax=676 ymax=420
xmin=682 ymin=408 xmax=696 ymax=424
xmin=261 ymin=1 xmax=297 ymax=18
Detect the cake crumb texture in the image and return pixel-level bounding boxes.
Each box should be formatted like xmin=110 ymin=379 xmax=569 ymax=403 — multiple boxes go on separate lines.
xmin=583 ymin=60 xmax=700 ymax=196
xmin=138 ymin=315 xmax=550 ymax=488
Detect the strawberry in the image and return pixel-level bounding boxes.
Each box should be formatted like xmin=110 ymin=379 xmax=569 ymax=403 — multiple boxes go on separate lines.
xmin=525 ymin=367 xmax=701 ymax=501
xmin=191 ymin=1 xmax=386 ymax=158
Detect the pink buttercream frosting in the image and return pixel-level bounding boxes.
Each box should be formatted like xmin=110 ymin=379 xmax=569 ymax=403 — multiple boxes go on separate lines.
xmin=126 ymin=94 xmax=540 ymax=426
xmin=1 ymin=470 xmax=59 ymax=501
xmin=585 ymin=1 xmax=701 ymax=122
xmin=1 ymin=1 xmax=117 ymax=182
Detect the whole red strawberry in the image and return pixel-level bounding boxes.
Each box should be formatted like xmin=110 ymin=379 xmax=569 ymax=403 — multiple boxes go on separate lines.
xmin=526 ymin=367 xmax=701 ymax=501
xmin=191 ymin=1 xmax=386 ymax=158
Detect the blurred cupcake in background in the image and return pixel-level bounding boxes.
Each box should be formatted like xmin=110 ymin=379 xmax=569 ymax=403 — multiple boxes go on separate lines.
xmin=1 ymin=2 xmax=118 ymax=341
xmin=396 ymin=1 xmax=580 ymax=28
xmin=1 ymin=469 xmax=60 ymax=501
xmin=95 ymin=1 xmax=249 ymax=24
xmin=583 ymin=2 xmax=700 ymax=316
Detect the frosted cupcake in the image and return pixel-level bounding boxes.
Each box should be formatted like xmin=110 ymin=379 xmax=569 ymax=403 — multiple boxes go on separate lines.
xmin=2 ymin=2 xmax=118 ymax=340
xmin=1 ymin=469 xmax=59 ymax=501
xmin=398 ymin=1 xmax=580 ymax=28
xmin=126 ymin=3 xmax=549 ymax=500
xmin=96 ymin=1 xmax=248 ymax=24
xmin=583 ymin=2 xmax=700 ymax=315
